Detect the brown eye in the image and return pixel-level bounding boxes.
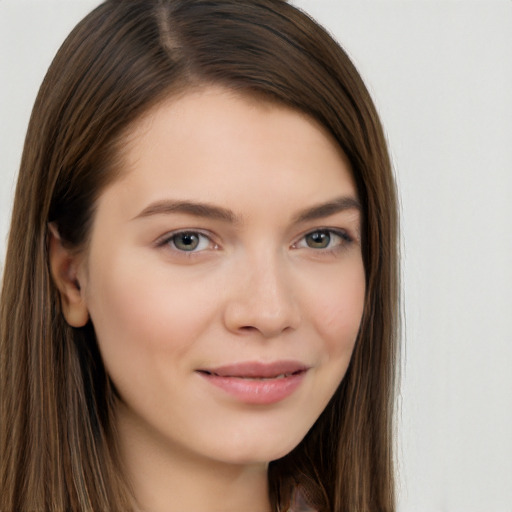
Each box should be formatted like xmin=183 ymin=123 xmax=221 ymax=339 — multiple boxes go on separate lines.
xmin=305 ymin=230 xmax=332 ymax=249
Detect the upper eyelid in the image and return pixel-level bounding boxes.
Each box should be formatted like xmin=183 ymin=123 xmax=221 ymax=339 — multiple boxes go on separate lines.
xmin=294 ymin=211 xmax=360 ymax=231
xmin=292 ymin=226 xmax=354 ymax=245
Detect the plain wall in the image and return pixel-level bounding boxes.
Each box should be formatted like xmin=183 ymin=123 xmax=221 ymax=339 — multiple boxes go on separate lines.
xmin=1 ymin=1 xmax=511 ymax=511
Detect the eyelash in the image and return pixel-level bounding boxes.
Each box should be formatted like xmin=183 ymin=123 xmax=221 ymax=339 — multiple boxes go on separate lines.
xmin=292 ymin=228 xmax=354 ymax=254
xmin=155 ymin=228 xmax=354 ymax=256
xmin=156 ymin=230 xmax=218 ymax=256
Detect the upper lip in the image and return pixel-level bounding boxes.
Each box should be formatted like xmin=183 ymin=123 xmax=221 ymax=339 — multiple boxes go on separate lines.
xmin=197 ymin=360 xmax=309 ymax=378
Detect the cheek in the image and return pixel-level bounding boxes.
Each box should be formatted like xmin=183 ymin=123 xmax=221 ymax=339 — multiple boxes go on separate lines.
xmin=307 ymin=261 xmax=366 ymax=359
xmin=84 ymin=253 xmax=220 ymax=375
xmin=291 ymin=260 xmax=365 ymax=438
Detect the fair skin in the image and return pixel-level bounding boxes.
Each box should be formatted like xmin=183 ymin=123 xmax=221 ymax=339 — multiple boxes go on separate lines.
xmin=50 ymin=87 xmax=365 ymax=512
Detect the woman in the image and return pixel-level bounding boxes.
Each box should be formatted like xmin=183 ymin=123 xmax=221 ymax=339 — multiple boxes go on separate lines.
xmin=0 ymin=1 xmax=399 ymax=511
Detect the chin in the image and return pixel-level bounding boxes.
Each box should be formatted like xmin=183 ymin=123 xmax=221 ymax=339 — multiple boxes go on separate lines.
xmin=201 ymin=420 xmax=311 ymax=466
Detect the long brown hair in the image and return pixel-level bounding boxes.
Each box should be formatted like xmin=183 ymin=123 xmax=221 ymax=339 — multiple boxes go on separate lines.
xmin=0 ymin=1 xmax=399 ymax=510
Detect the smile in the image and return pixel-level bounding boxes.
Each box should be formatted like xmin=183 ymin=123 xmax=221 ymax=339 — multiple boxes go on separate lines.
xmin=196 ymin=361 xmax=309 ymax=405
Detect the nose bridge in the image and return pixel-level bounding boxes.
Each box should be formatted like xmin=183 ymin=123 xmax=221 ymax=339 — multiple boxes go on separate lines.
xmin=223 ymin=245 xmax=300 ymax=337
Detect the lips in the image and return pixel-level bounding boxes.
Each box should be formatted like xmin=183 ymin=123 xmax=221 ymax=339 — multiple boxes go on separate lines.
xmin=196 ymin=361 xmax=309 ymax=405
xmin=197 ymin=361 xmax=309 ymax=379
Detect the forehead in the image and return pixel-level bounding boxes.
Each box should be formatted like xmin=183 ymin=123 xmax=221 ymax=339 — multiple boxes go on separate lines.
xmin=96 ymin=85 xmax=357 ymax=224
xmin=126 ymin=87 xmax=350 ymax=172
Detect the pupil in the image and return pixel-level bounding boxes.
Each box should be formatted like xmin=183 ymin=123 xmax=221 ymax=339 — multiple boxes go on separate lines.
xmin=307 ymin=231 xmax=330 ymax=248
xmin=175 ymin=233 xmax=199 ymax=251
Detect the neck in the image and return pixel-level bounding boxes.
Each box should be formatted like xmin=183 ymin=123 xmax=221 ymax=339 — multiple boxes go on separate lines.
xmin=116 ymin=403 xmax=272 ymax=512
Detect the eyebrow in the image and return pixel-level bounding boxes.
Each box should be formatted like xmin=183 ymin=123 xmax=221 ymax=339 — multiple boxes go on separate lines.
xmin=133 ymin=199 xmax=241 ymax=224
xmin=133 ymin=196 xmax=361 ymax=224
xmin=292 ymin=196 xmax=361 ymax=223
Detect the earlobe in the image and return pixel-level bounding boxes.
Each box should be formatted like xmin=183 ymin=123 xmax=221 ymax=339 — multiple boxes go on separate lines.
xmin=48 ymin=223 xmax=89 ymax=328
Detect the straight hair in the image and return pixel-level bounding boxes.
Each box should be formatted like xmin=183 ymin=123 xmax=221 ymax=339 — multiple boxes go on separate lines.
xmin=0 ymin=1 xmax=399 ymax=510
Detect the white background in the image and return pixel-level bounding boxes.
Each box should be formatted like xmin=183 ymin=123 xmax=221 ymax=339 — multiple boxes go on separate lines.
xmin=1 ymin=1 xmax=511 ymax=511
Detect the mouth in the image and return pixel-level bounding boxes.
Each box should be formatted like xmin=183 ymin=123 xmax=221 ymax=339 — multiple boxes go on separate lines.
xmin=196 ymin=360 xmax=309 ymax=379
xmin=197 ymin=370 xmax=304 ymax=380
xmin=195 ymin=361 xmax=309 ymax=405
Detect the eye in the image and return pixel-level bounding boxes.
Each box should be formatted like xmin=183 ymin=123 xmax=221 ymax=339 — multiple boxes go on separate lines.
xmin=305 ymin=230 xmax=332 ymax=249
xmin=162 ymin=231 xmax=214 ymax=252
xmin=294 ymin=229 xmax=351 ymax=250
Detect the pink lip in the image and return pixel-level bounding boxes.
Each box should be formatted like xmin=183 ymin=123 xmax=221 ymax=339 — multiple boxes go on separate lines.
xmin=196 ymin=361 xmax=309 ymax=405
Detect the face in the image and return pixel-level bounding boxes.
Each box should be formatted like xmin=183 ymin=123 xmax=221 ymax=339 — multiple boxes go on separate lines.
xmin=77 ymin=87 xmax=365 ymax=466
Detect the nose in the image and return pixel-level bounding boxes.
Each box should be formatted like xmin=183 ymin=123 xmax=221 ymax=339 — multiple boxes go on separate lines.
xmin=222 ymin=251 xmax=301 ymax=338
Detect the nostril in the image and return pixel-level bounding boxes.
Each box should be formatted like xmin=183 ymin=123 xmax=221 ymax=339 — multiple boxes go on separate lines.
xmin=239 ymin=325 xmax=258 ymax=332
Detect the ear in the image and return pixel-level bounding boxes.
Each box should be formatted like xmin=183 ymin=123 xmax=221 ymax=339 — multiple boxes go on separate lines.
xmin=48 ymin=223 xmax=89 ymax=328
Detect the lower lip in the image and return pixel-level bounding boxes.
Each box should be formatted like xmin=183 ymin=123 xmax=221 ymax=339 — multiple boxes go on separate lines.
xmin=197 ymin=371 xmax=306 ymax=405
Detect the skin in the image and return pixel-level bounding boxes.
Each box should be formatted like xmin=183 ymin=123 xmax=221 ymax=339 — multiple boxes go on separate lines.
xmin=50 ymin=86 xmax=365 ymax=512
